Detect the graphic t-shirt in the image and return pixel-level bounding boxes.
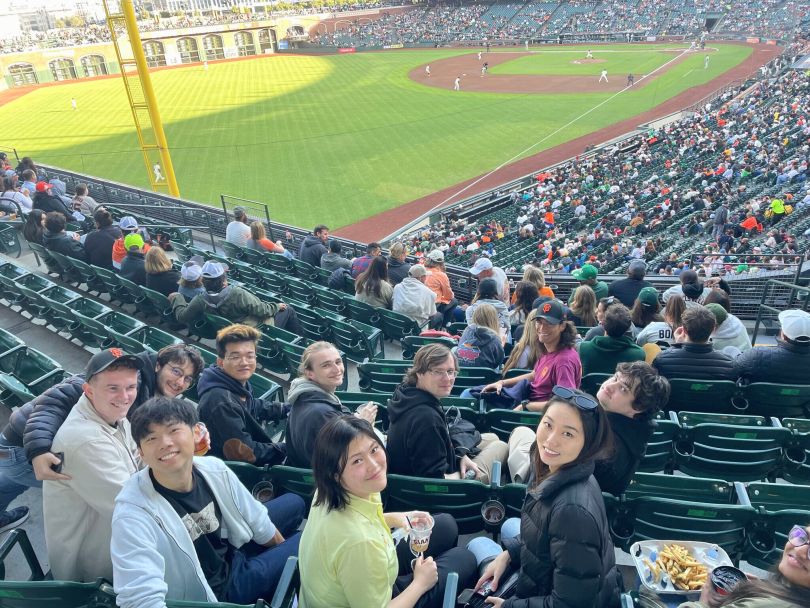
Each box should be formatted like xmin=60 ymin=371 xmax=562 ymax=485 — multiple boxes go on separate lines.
xmin=529 ymin=347 xmax=582 ymax=402
xmin=152 ymin=468 xmax=232 ymax=597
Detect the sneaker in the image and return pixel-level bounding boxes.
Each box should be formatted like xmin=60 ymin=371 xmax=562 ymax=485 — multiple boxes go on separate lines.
xmin=0 ymin=507 xmax=29 ymax=534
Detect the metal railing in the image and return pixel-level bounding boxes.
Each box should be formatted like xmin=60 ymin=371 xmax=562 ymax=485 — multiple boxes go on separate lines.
xmin=751 ymin=279 xmax=810 ymax=342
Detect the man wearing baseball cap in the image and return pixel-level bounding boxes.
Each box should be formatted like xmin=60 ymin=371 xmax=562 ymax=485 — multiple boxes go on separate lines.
xmin=32 ymin=180 xmax=72 ymax=221
xmin=734 ymin=309 xmax=810 ymax=384
xmin=112 ymin=216 xmax=151 ymax=270
xmin=43 ymin=349 xmax=145 ymax=583
xmin=226 ymin=206 xmax=252 ymax=247
xmin=392 ymin=264 xmax=442 ymax=328
xmin=570 ymin=263 xmax=609 ymax=301
xmin=120 ymin=233 xmax=147 ymax=285
xmin=469 ymin=257 xmax=510 ymax=305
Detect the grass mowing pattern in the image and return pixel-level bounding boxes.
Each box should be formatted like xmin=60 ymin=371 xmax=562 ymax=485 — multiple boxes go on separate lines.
xmin=0 ymin=44 xmax=751 ymax=229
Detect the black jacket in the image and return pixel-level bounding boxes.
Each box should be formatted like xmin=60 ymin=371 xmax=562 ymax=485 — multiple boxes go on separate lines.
xmin=734 ymin=339 xmax=810 ymax=385
xmin=387 ymin=384 xmax=456 ymax=479
xmin=196 ymin=365 xmax=285 ymax=466
xmin=652 ymin=342 xmax=737 ymax=381
xmin=298 ymin=235 xmax=328 ymax=268
xmin=146 ymin=269 xmax=181 ymax=296
xmin=83 ymin=225 xmax=122 ymax=270
xmin=503 ymin=461 xmax=621 ymax=608
xmin=594 ymin=413 xmax=652 ymax=496
xmin=387 ymin=258 xmax=411 ymax=286
xmin=33 ymin=192 xmax=72 ymax=221
xmin=284 ymin=378 xmax=349 ymax=468
xmin=120 ymin=251 xmax=146 ymax=285
xmin=607 ymin=277 xmax=653 ymax=308
xmin=42 ymin=230 xmax=87 ymax=262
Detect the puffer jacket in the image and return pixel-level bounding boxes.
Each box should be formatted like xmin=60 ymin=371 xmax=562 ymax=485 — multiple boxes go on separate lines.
xmin=502 ymin=460 xmax=621 ymax=608
xmin=298 ymin=235 xmax=328 ymax=267
xmin=734 ymin=339 xmax=810 ymax=385
xmin=284 ymin=378 xmax=348 ymax=468
xmin=652 ymin=343 xmax=737 ymax=381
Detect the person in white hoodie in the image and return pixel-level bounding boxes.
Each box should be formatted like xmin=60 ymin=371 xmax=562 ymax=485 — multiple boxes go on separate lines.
xmin=705 ymin=303 xmax=751 ymax=356
xmin=112 ymin=396 xmax=305 ymax=608
xmin=392 ymin=264 xmax=443 ymax=328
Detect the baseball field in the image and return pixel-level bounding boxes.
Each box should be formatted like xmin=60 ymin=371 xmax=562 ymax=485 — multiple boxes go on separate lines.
xmin=0 ymin=43 xmax=754 ymax=230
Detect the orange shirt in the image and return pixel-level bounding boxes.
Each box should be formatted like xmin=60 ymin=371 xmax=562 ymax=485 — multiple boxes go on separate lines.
xmin=112 ymin=238 xmax=151 ymax=267
xmin=425 ymin=269 xmax=454 ymax=304
xmin=511 ymin=285 xmax=555 ymax=305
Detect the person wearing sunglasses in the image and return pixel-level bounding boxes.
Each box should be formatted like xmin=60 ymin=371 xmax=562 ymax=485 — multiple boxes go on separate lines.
xmin=468 ymin=385 xmax=620 ymax=607
xmin=677 ymin=523 xmax=809 ymax=607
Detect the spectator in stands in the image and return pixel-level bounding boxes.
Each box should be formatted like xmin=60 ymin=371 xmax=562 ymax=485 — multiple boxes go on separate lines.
xmin=171 ymin=261 xmax=300 ymax=332
xmin=299 ymin=224 xmax=330 ymax=267
xmin=518 ymin=266 xmax=555 ymax=301
xmin=570 ymin=263 xmax=609 ymax=301
xmin=22 ymin=208 xmax=45 ymax=244
xmin=466 ymin=278 xmax=510 ymax=338
xmin=608 ymin=260 xmax=653 ymax=307
xmin=636 ymin=294 xmax=685 ymax=348
xmin=594 ymin=362 xmax=670 ymax=496
xmin=178 ymin=257 xmax=205 ymax=299
xmin=71 ymin=184 xmax=97 ymax=216
xmin=112 ymin=397 xmax=304 ymax=607
xmin=470 ymin=257 xmax=510 ymax=304
xmin=509 ymin=281 xmax=537 ymax=334
xmin=285 ymin=342 xmax=376 ymax=468
xmin=734 ymin=309 xmax=810 ymax=385
xmin=387 ymin=242 xmax=411 ymax=286
xmin=480 ymin=299 xmax=581 ymax=412
xmin=471 ymin=387 xmax=619 ymax=607
xmin=392 ymin=264 xmax=441 ymax=328
xmin=42 ymin=211 xmax=87 ymax=262
xmin=457 ymin=304 xmax=505 ymax=370
xmin=82 ymin=207 xmax=121 ymax=270
xmin=355 ymin=256 xmax=393 ymax=309
xmin=33 ymin=181 xmax=72 ymax=221
xmin=144 ymin=246 xmax=180 ymax=296
xmin=20 ymin=170 xmax=37 ymax=197
xmin=196 ymin=324 xmax=287 ymax=465
xmin=387 ymin=344 xmax=507 ymax=484
xmin=1 ymin=175 xmax=32 ymax=214
xmin=43 ymin=349 xmax=145 ymax=582
xmin=226 ymin=206 xmax=251 ymax=247
xmin=503 ymin=310 xmax=543 ymax=374
xmin=584 ymin=296 xmax=629 ymax=341
xmin=663 ymin=269 xmax=711 ymax=308
xmin=112 ymin=216 xmax=150 ymax=270
xmin=120 ymin=233 xmax=147 ymax=285
xmin=299 ymin=415 xmax=477 ymax=608
xmin=566 ymin=284 xmax=598 ymax=328
xmin=653 ymin=306 xmax=736 ymax=381
xmin=703 ymin=289 xmax=751 ymax=354
xmin=425 ymin=250 xmax=461 ymax=326
xmin=578 ymin=303 xmax=645 ymax=377
xmin=320 ymin=239 xmax=351 ymax=272
xmin=630 ymin=287 xmax=663 ymax=336
xmin=350 ymin=241 xmax=382 ymax=278
xmin=247 ymin=221 xmax=289 ymax=257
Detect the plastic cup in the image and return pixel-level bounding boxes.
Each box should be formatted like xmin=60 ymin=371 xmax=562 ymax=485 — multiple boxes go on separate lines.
xmin=710 ymin=565 xmax=746 ymax=595
xmin=251 ymin=480 xmax=275 ymax=503
xmin=408 ymin=514 xmax=434 ymax=557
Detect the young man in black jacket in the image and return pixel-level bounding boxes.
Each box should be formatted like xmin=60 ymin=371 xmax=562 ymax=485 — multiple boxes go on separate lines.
xmin=42 ymin=211 xmax=87 ymax=262
xmin=197 ymin=324 xmax=286 ymax=466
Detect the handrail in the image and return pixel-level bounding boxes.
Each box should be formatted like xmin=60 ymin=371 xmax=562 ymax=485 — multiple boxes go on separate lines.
xmin=751 ymin=279 xmax=810 ymax=342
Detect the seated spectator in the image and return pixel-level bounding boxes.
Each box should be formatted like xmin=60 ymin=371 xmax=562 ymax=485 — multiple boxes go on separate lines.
xmin=285 ymin=342 xmax=376 ymax=468
xmin=320 ymin=239 xmax=351 ymax=272
xmin=662 ymin=269 xmax=711 ymax=308
xmin=578 ymin=303 xmax=645 ymax=376
xmin=387 ymin=242 xmax=411 ymax=286
xmin=178 ymin=259 xmax=206 ymax=299
xmin=42 ymin=211 xmax=87 ymax=261
xmin=171 ymin=261 xmax=299 ymax=332
xmin=502 ymin=309 xmax=542 ymax=374
xmin=120 ymin=233 xmax=147 ymax=285
xmin=594 ymin=362 xmax=670 ymax=495
xmin=734 ymin=309 xmax=810 ymax=385
xmin=19 ymin=169 xmax=37 ymax=198
xmin=653 ymin=306 xmax=736 ymax=381
xmin=112 ymin=397 xmax=304 ymax=607
xmin=144 ymin=246 xmax=180 ymax=296
xmin=457 ymin=304 xmax=505 ymax=370
xmin=470 ymin=257 xmax=510 ymax=304
xmin=33 ymin=181 xmax=72 ymax=221
xmin=83 ymin=208 xmax=121 ymax=270
xmin=351 ymin=241 xmax=382 ymax=278
xmin=112 ymin=217 xmax=151 ymax=270
xmin=196 ymin=324 xmax=286 ymax=465
xmin=608 ymin=259 xmax=653 ymax=307
xmin=510 ymin=281 xmax=537 ymax=334
xmin=71 ymin=183 xmax=97 ymax=216
xmin=636 ymin=294 xmax=685 ymax=348
xmin=703 ymin=289 xmax=752 ymax=354
xmin=630 ymin=286 xmax=663 ymax=336
xmin=225 ymin=206 xmax=251 ymax=247
xmin=22 ymin=208 xmax=45 ymax=244
xmin=466 ymin=278 xmax=510 ymax=338
xmin=299 ymin=415 xmax=476 ymax=608
xmin=424 ymin=250 xmax=461 ymax=326
xmin=43 ymin=349 xmax=145 ymax=582
xmin=567 ymin=284 xmax=598 ymax=327
xmin=584 ymin=296 xmax=626 ymax=341
xmin=1 ymin=175 xmax=32 ymax=214
xmin=299 ymin=224 xmax=330 ymax=267
xmin=387 ymin=345 xmax=507 ymax=484
xmin=516 ymin=265 xmax=555 ymax=301
xmin=247 ymin=221 xmax=289 ymax=257
xmin=392 ymin=264 xmax=441 ymax=328
xmin=570 ymin=263 xmax=609 ymax=300
xmin=355 ymin=256 xmax=393 ymax=309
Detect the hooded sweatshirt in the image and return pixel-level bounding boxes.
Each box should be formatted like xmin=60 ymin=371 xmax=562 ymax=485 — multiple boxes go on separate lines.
xmin=577 ymin=335 xmax=645 ymax=376
xmin=299 ymin=235 xmax=328 ymax=267
xmin=196 ymin=365 xmax=285 ymax=466
xmin=172 ymin=285 xmax=280 ymax=327
xmin=457 ymin=325 xmax=504 ymax=370
xmin=285 ymin=378 xmax=348 ymax=468
xmin=593 ymin=413 xmax=653 ymax=496
xmin=386 ymin=384 xmax=456 ymax=479
xmin=712 ymin=314 xmax=752 ymax=353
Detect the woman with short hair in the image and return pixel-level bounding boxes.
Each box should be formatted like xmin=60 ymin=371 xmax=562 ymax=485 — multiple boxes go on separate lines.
xmin=144 ymin=246 xmax=181 ymax=296
xmin=247 ymin=221 xmax=288 ymax=255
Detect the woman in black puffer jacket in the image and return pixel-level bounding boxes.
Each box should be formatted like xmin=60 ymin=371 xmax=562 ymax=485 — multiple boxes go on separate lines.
xmin=471 ymin=386 xmax=621 ymax=608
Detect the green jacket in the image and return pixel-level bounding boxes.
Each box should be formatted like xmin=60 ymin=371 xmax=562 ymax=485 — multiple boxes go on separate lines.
xmin=679 ymin=597 xmax=798 ymax=608
xmin=172 ymin=285 xmax=280 ymax=327
xmin=571 ymin=280 xmax=609 ymax=302
xmin=577 ymin=334 xmax=645 ymax=376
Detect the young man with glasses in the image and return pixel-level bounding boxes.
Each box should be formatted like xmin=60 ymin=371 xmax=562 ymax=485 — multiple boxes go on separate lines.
xmin=197 ymin=324 xmax=286 ymax=466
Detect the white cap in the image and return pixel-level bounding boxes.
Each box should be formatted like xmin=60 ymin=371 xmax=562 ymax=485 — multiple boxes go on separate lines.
xmin=201 ymin=260 xmax=229 ymax=278
xmin=470 ymin=257 xmax=493 ymax=276
xmin=778 ymin=309 xmax=810 ymax=342
xmin=426 ymin=250 xmax=445 ymax=262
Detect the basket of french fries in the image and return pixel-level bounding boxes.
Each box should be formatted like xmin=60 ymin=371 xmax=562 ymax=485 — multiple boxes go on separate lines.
xmin=631 ymin=540 xmax=734 ymax=597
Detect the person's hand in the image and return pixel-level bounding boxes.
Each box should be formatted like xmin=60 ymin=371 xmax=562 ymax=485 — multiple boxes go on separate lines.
xmin=485 ymin=598 xmax=505 ymax=607
xmin=72 ymin=232 xmax=81 ymax=241
xmin=673 ymin=325 xmax=687 ymax=344
xmin=193 ymin=423 xmax=211 ymax=456
xmin=475 ymin=550 xmax=510 ymax=592
xmin=459 ymin=455 xmax=481 ymax=480
xmin=513 ymin=402 xmax=524 ymax=411
xmin=412 ymin=555 xmax=438 ymax=592
xmin=32 ymin=452 xmax=72 ymax=481
xmin=278 ymin=303 xmax=287 ymax=311
xmin=482 ymin=380 xmax=504 ymax=394
xmin=168 ymin=292 xmax=180 ymax=302
xmin=356 ymin=402 xmax=377 ymax=423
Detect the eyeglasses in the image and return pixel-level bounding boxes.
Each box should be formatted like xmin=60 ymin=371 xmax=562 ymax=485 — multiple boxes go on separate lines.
xmin=167 ymin=366 xmax=196 ymax=388
xmin=551 ymin=385 xmax=599 ymax=411
xmin=788 ymin=525 xmax=810 ymax=559
xmin=427 ymin=369 xmax=458 ymax=378
xmin=225 ymin=353 xmax=256 ymax=363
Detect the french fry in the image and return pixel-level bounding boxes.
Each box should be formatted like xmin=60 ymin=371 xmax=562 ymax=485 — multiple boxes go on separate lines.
xmin=651 ymin=544 xmax=709 ymax=591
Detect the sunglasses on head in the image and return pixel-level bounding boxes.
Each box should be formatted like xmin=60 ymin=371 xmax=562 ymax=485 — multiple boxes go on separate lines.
xmin=788 ymin=525 xmax=810 ymax=558
xmin=551 ymin=385 xmax=599 ymax=411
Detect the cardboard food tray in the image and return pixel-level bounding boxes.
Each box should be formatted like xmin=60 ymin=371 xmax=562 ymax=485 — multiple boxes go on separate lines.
xmin=630 ymin=540 xmax=734 ymax=597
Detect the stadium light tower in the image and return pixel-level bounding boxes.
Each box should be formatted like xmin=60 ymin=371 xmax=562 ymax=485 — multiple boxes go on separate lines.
xmin=102 ymin=0 xmax=180 ymax=196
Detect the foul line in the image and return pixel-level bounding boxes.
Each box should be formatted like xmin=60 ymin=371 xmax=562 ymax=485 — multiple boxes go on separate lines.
xmin=420 ymin=46 xmax=694 ymax=217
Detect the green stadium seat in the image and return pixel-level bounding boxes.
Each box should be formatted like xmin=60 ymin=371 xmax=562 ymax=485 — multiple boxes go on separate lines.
xmin=65 ymin=257 xmax=107 ymax=295
xmin=782 ymin=419 xmax=810 ymax=485
xmin=15 ymin=272 xmax=53 ymax=293
xmin=378 ymin=309 xmax=422 ymax=342
xmin=329 ymin=318 xmax=385 ymax=362
xmin=666 ymin=379 xmax=741 ymax=414
xmin=256 ymin=333 xmax=289 ymax=375
xmin=38 ymin=296 xmax=82 ymax=333
xmin=343 ymin=297 xmax=381 ymax=327
xmin=742 ymin=482 xmax=810 ymax=569
xmin=311 ymin=285 xmax=347 ymax=315
xmin=400 ymin=335 xmax=457 ymax=359
xmin=140 ymin=287 xmax=175 ymax=323
xmin=358 ymin=360 xmax=498 ymax=396
xmin=265 ymin=253 xmax=294 ymax=275
xmin=286 ymin=277 xmax=318 ymax=306
xmin=97 ymin=311 xmax=147 ymax=336
xmin=270 ymin=465 xmax=315 ymax=504
xmin=637 ymin=418 xmax=678 ymax=473
xmin=485 ymin=409 xmax=542 ymax=442
xmin=127 ymin=326 xmax=185 ymax=353
xmin=47 ymin=251 xmax=84 ymax=285
xmin=220 ymin=241 xmax=244 ymax=260
xmin=71 ymin=311 xmax=116 ymax=348
xmin=27 ymin=242 xmax=62 ymax=276
xmin=255 ymin=268 xmax=289 ymax=296
xmin=171 ymin=241 xmax=194 ymax=262
xmin=225 ymin=461 xmax=274 ymax=493
xmin=580 ymin=372 xmax=611 ymax=397
xmin=91 ymin=265 xmax=136 ymax=305
xmin=0 ymin=327 xmax=25 ymax=355
xmin=291 ymin=259 xmax=320 ymax=284
xmin=501 ymin=483 xmax=527 ymax=520
xmin=737 ymin=382 xmax=810 ymax=418
xmin=15 ymin=284 xmax=52 ymax=319
xmin=269 ymin=556 xmax=299 ymax=608
xmin=106 ymin=329 xmax=150 ymax=354
xmin=0 ymin=274 xmax=27 ymax=308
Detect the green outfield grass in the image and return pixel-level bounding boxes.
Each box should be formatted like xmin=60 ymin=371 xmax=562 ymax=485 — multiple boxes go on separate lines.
xmin=0 ymin=43 xmax=751 ymax=229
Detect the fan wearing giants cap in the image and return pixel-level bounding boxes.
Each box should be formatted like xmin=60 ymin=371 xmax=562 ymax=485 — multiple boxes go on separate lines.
xmin=734 ymin=309 xmax=810 ymax=384
xmin=469 ymin=257 xmax=510 ymax=305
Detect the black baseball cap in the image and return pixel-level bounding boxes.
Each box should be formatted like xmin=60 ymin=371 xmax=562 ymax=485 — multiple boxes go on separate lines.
xmin=534 ymin=299 xmax=566 ymax=325
xmin=85 ymin=348 xmax=144 ymax=381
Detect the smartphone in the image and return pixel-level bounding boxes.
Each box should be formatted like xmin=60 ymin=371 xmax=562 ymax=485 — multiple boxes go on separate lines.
xmin=51 ymin=452 xmax=65 ymax=474
xmin=457 ymin=588 xmax=476 ymax=605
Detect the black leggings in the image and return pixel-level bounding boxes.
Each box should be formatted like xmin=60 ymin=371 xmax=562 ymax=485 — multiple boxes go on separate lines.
xmin=392 ymin=513 xmax=477 ymax=608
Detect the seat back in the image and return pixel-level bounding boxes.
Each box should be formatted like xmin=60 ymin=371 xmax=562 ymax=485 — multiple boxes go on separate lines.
xmin=637 ymin=419 xmax=678 ymax=473
xmin=740 ymin=382 xmax=810 ymax=418
xmin=28 ymin=242 xmax=61 ymax=275
xmin=401 ymin=335 xmax=457 ymax=359
xmin=743 ymin=482 xmax=810 ymax=568
xmin=269 ymin=466 xmax=316 ymax=504
xmin=666 ymin=379 xmax=740 ymax=414
xmin=378 ymin=308 xmax=421 ymax=341
xmin=485 ymin=409 xmax=542 ymax=442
